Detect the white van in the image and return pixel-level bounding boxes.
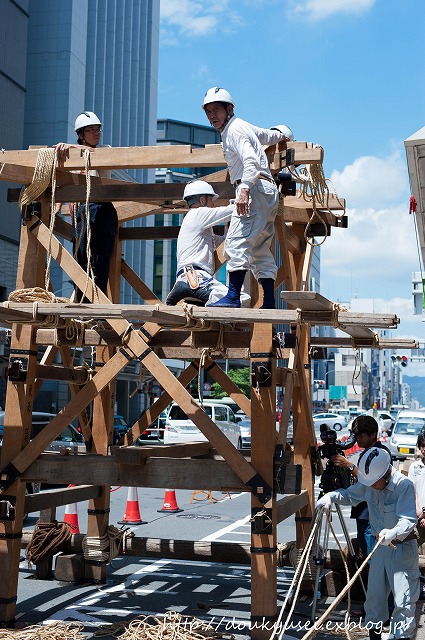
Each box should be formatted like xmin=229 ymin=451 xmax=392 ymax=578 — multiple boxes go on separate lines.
xmin=163 ymin=401 xmax=241 ymax=448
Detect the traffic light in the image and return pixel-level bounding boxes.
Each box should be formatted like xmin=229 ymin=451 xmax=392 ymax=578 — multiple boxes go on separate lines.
xmin=318 ymin=379 xmax=325 ymax=389
xmin=401 ymin=356 xmax=408 ymax=367
xmin=391 ymin=355 xmax=397 ymax=362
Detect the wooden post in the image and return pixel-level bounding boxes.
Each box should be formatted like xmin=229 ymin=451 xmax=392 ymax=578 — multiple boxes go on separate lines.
xmin=250 ymin=323 xmax=277 ymax=639
xmin=0 ymin=199 xmax=48 ymax=623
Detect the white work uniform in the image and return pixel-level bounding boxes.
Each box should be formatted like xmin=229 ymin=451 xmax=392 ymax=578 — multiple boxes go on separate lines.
xmin=221 ymin=117 xmax=286 ymax=280
xmin=171 ymin=203 xmax=249 ymax=306
xmin=327 ymin=468 xmax=420 ymax=639
xmin=408 ymin=459 xmax=425 ymax=548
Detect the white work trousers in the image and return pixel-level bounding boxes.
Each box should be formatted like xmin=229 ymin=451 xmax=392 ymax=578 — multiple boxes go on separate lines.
xmin=365 ymin=541 xmax=420 ymax=639
xmin=224 ymin=180 xmax=279 ymax=280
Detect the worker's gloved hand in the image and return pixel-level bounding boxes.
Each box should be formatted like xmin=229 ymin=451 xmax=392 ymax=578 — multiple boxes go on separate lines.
xmin=316 ymin=494 xmax=332 ymax=513
xmin=379 ymin=528 xmax=397 ymax=546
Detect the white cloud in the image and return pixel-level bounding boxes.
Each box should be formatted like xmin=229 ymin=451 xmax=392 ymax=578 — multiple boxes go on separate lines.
xmin=287 ymin=0 xmax=376 ymax=21
xmin=160 ymin=0 xmax=243 ymax=39
xmin=330 ymin=151 xmax=410 ymax=210
xmin=320 ymin=151 xmax=421 ymax=319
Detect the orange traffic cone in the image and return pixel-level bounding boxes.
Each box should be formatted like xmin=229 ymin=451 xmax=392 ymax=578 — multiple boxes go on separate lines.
xmin=119 ymin=487 xmax=145 ymax=525
xmin=64 ymin=486 xmax=80 ymax=534
xmin=158 ymin=489 xmax=183 ymax=513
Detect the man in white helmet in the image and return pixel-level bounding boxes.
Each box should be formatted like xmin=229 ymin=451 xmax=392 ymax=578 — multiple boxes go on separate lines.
xmin=202 ymin=87 xmax=293 ymax=309
xmin=317 ymin=447 xmax=420 ymax=640
xmin=166 ymin=180 xmax=249 ymax=307
xmin=54 ymin=111 xmax=118 ymax=300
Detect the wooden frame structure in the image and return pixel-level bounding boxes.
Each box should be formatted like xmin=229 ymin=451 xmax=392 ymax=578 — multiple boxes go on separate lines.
xmin=0 ymin=141 xmax=416 ymax=636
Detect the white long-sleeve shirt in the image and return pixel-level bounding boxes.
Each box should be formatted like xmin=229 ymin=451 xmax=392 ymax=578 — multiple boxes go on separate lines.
xmin=221 ymin=117 xmax=286 ymax=190
xmin=329 ymin=467 xmax=417 ymax=540
xmin=176 ymin=204 xmax=234 ymax=275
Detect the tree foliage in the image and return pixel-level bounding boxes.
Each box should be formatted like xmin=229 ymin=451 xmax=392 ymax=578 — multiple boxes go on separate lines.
xmin=211 ymin=367 xmax=251 ymax=399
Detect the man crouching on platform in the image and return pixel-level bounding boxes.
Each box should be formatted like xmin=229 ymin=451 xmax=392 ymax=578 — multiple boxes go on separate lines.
xmin=317 ymin=447 xmax=420 ymax=640
xmin=166 ymin=180 xmax=249 ymax=307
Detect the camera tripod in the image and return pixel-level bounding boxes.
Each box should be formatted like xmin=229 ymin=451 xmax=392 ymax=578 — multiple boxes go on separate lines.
xmin=310 ymin=501 xmax=367 ymax=621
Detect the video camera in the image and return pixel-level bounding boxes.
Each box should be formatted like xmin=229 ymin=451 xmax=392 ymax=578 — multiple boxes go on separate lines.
xmin=318 ymin=424 xmax=357 ymax=494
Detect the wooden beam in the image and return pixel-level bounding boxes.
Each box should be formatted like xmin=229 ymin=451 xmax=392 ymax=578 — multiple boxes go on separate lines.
xmin=25 ymin=484 xmax=101 ymax=512
xmin=21 ymin=454 xmax=303 ymax=494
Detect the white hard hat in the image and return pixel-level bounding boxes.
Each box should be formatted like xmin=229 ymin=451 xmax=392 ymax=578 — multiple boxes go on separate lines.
xmin=357 ymin=448 xmax=391 ymax=486
xmin=74 ymin=111 xmax=102 ymax=132
xmin=202 ymin=87 xmax=234 ymax=109
xmin=270 ymin=124 xmax=294 ymax=140
xmin=183 ymin=180 xmax=219 ymax=201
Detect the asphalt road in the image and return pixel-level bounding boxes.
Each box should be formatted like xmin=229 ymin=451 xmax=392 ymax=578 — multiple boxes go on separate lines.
xmin=15 ymin=449 xmax=362 ymax=640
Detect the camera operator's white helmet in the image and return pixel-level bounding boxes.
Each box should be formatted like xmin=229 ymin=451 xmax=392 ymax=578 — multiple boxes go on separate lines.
xmin=183 ymin=180 xmax=219 ymax=201
xmin=74 ymin=111 xmax=102 ymax=132
xmin=357 ymin=448 xmax=391 ymax=486
xmin=270 ymin=124 xmax=294 ymax=140
xmin=202 ymin=87 xmax=234 ymax=109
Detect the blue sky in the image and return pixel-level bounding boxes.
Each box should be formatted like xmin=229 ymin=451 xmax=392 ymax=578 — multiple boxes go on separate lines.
xmin=158 ymin=0 xmax=425 ymax=373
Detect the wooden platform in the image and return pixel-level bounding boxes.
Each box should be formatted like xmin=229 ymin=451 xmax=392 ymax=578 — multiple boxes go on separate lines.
xmin=0 ymin=141 xmax=416 ymax=637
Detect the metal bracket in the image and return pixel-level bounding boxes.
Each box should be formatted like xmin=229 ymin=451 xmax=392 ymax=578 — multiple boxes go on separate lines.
xmin=246 ymin=473 xmax=272 ymax=505
xmin=8 ymin=357 xmax=28 ymax=382
xmin=251 ymin=507 xmax=273 ymax=534
xmin=0 ymin=463 xmax=20 ymax=492
xmin=251 ymin=361 xmax=272 ymax=388
xmin=0 ymin=496 xmax=16 ymax=521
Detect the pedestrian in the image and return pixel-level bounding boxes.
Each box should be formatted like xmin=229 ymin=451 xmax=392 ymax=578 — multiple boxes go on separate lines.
xmin=408 ymin=430 xmax=425 ymax=549
xmin=317 ymin=447 xmax=420 ymax=640
xmin=202 ymin=86 xmax=293 ymax=309
xmin=165 ymin=180 xmax=250 ymax=307
xmin=331 ymin=415 xmax=391 ymax=560
xmin=55 ymin=111 xmax=118 ymax=299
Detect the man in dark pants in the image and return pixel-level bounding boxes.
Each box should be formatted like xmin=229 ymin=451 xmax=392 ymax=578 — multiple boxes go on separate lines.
xmin=55 ymin=111 xmax=118 ymax=299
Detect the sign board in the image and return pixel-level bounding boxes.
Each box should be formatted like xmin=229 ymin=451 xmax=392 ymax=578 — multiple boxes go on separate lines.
xmin=329 ymin=385 xmax=347 ymax=400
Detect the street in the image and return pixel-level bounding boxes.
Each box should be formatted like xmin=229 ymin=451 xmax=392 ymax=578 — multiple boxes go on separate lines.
xmin=16 ymin=460 xmax=359 ymax=639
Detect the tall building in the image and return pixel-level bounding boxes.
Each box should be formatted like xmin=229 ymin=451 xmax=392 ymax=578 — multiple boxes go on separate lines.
xmin=23 ymin=0 xmax=160 ymax=304
xmin=0 ymin=0 xmax=159 ymax=417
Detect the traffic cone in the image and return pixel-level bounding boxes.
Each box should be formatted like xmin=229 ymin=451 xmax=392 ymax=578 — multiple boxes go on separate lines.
xmin=64 ymin=485 xmax=80 ymax=534
xmin=157 ymin=489 xmax=183 ymax=513
xmin=119 ymin=486 xmax=145 ymax=525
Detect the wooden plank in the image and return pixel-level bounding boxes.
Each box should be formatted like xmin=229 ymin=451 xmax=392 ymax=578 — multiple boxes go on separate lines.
xmin=250 ymin=323 xmax=277 ymax=638
xmin=25 ymin=485 xmax=101 ymax=512
xmin=34 ymin=364 xmax=88 ymax=383
xmin=21 ymin=455 xmax=300 ymax=494
xmin=0 ymin=141 xmax=323 ymax=173
xmin=0 ymin=199 xmax=49 ymax=624
xmin=276 ymin=491 xmax=309 ymax=523
xmin=113 ymin=442 xmax=213 ymax=464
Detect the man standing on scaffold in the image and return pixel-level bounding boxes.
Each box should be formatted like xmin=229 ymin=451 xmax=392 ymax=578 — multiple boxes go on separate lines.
xmin=317 ymin=448 xmax=420 ymax=640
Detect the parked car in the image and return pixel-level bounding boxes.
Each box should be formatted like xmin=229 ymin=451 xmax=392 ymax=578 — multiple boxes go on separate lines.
xmin=388 ymin=410 xmax=425 ymax=460
xmin=312 ymin=412 xmax=348 ymax=431
xmin=163 ymin=401 xmax=241 ymax=447
xmin=0 ymin=411 xmax=86 ymax=454
xmin=113 ymin=415 xmax=129 ymax=444
xmin=237 ymin=417 xmax=251 ymax=448
xmin=376 ymin=410 xmax=395 ymax=435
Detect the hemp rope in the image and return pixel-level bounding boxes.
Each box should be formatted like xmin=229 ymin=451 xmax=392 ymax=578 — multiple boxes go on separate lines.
xmin=272 ymin=507 xmax=382 ymax=640
xmin=289 ymin=160 xmax=345 ymax=248
xmin=79 ymin=149 xmax=99 ymax=303
xmin=82 ymin=525 xmax=132 ymax=564
xmin=0 ymin=621 xmax=85 ymax=640
xmin=6 ymin=289 xmax=90 ymax=344
xmin=44 ymin=150 xmax=58 ymax=292
xmin=94 ymin=611 xmax=234 ymax=640
xmin=18 ymin=148 xmax=57 ymax=211
xmin=197 ymin=324 xmax=226 ymax=405
xmin=25 ymin=520 xmax=73 ymax=566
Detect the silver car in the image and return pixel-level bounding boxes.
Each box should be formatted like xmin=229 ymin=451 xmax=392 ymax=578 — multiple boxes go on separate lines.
xmin=312 ymin=412 xmax=348 ymax=431
xmin=388 ymin=410 xmax=425 ymax=459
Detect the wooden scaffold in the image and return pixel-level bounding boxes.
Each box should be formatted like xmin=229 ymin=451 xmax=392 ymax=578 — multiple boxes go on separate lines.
xmin=0 ymin=140 xmax=417 ymax=637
